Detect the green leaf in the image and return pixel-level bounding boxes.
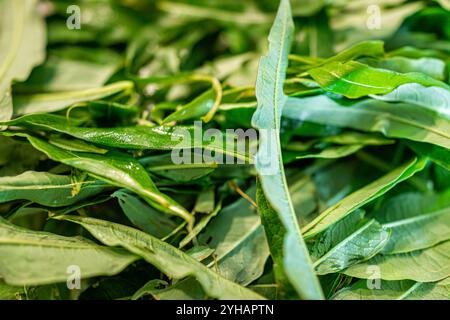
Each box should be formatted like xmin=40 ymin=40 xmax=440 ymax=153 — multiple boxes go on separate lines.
xmin=314 ymin=220 xmax=389 ymax=275
xmin=179 ymin=201 xmax=222 ymax=249
xmin=57 ymin=215 xmax=265 ymax=300
xmin=299 ymin=8 xmax=333 ymax=58
xmin=302 ymin=158 xmax=427 ymax=238
xmin=251 ymin=0 xmax=323 ymax=300
xmin=322 ymin=132 xmax=394 ymax=146
xmin=0 ymin=89 xmax=12 ymax=131
xmin=0 ymin=281 xmax=23 ymax=300
xmin=0 ymin=135 xmax=44 ymax=176
xmin=311 ymin=210 xmax=366 ymax=259
xmin=132 ymin=278 xmax=205 ymax=300
xmin=198 ymin=187 xmax=269 ymax=286
xmin=49 ymin=136 xmax=109 ymax=154
xmin=163 ymin=90 xmax=215 ymax=124
xmin=291 ymin=40 xmax=384 ymax=70
xmin=318 ymin=41 xmax=385 ymax=65
xmin=368 ymin=57 xmax=446 ymax=80
xmin=308 ymin=61 xmax=449 ymax=98
xmin=3 ymin=133 xmax=191 ymax=222
xmin=0 ymin=217 xmax=138 ymax=286
xmin=375 ymin=192 xmax=450 ymax=253
xmin=297 ymin=144 xmax=364 ymax=160
xmin=142 ymin=154 xmax=216 ymax=183
xmin=8 ymin=207 xmax=48 ymax=230
xmin=332 ymin=278 xmax=450 ymax=300
xmin=2 ymin=114 xmax=249 ymax=162
xmin=256 ymin=181 xmax=296 ymax=298
xmin=371 ymin=83 xmax=450 ymax=120
xmin=0 ymin=0 xmax=46 ymax=123
xmin=193 ymin=187 xmax=215 ymax=214
xmin=186 ymin=245 xmax=215 ymax=262
xmin=285 ymin=95 xmax=450 ymax=149
xmin=13 ymin=81 xmax=133 ymax=115
xmin=311 ymin=210 xmax=390 ymax=275
xmin=344 ymin=240 xmax=450 ymax=282
xmin=406 ymin=141 xmax=450 ymax=170
xmin=0 ymin=171 xmax=105 ymax=207
xmin=290 ymin=0 xmax=326 ymax=16
xmin=387 ymin=46 xmax=447 ymax=60
xmin=112 ymin=190 xmax=177 ymax=239
xmin=14 ymin=47 xmax=122 ymax=93
xmin=157 ymin=1 xmax=270 ymax=25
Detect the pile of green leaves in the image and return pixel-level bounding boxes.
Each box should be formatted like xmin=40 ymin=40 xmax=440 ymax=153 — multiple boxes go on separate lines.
xmin=0 ymin=0 xmax=449 ymax=300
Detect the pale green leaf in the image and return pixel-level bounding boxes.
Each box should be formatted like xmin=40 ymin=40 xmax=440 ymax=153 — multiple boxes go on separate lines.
xmin=0 ymin=171 xmax=105 ymax=207
xmin=0 ymin=0 xmax=46 ymax=123
xmin=13 ymin=81 xmax=133 ymax=115
xmin=251 ymin=0 xmax=323 ymax=299
xmin=344 ymin=241 xmax=450 ymax=282
xmin=371 ymin=83 xmax=450 ymax=120
xmin=333 ymin=278 xmax=450 ymax=300
xmin=375 ymin=192 xmax=450 ymax=253
xmin=0 ymin=218 xmax=138 ymax=286
xmin=285 ymin=95 xmax=450 ymax=149
xmin=302 ymin=158 xmax=427 ymax=238
xmin=57 ymin=215 xmax=265 ymax=300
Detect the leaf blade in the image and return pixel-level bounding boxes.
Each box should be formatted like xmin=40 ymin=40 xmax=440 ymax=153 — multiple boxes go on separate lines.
xmin=251 ymin=0 xmax=323 ymax=300
xmin=57 ymin=215 xmax=265 ymax=300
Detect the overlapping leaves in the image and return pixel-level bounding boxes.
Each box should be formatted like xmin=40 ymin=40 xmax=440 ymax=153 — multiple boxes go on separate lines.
xmin=0 ymin=0 xmax=449 ymax=301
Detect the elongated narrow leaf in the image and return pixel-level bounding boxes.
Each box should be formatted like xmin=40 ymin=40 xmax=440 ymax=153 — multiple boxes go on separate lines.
xmin=142 ymin=154 xmax=216 ymax=183
xmin=157 ymin=1 xmax=270 ymax=25
xmin=310 ymin=210 xmax=366 ymax=259
xmin=198 ymin=187 xmax=269 ymax=286
xmin=320 ymin=40 xmax=385 ymax=65
xmin=13 ymin=81 xmax=133 ymax=115
xmin=2 ymin=114 xmax=249 ymax=162
xmin=313 ymin=219 xmax=390 ymax=275
xmin=375 ymin=192 xmax=450 ymax=253
xmin=297 ymin=144 xmax=364 ymax=160
xmin=344 ymin=241 xmax=450 ymax=282
xmin=57 ymin=215 xmax=265 ymax=300
xmin=302 ymin=158 xmax=427 ymax=238
xmin=293 ymin=40 xmax=384 ymax=70
xmin=371 ymin=83 xmax=450 ymax=120
xmin=285 ymin=95 xmax=450 ymax=149
xmin=322 ymin=132 xmax=394 ymax=146
xmin=251 ymin=0 xmax=323 ymax=300
xmin=163 ymin=90 xmax=215 ymax=124
xmin=256 ymin=181 xmax=296 ymax=298
xmin=3 ymin=133 xmax=191 ymax=222
xmin=14 ymin=47 xmax=122 ymax=93
xmin=0 ymin=0 xmax=46 ymax=123
xmin=368 ymin=57 xmax=446 ymax=80
xmin=132 ymin=278 xmax=205 ymax=300
xmin=333 ymin=278 xmax=450 ymax=300
xmin=0 ymin=218 xmax=138 ymax=286
xmin=179 ymin=202 xmax=222 ymax=249
xmin=383 ymin=208 xmax=450 ymax=253
xmin=49 ymin=136 xmax=108 ymax=154
xmin=309 ymin=61 xmax=449 ymax=98
xmin=0 ymin=171 xmax=105 ymax=207
xmin=113 ymin=190 xmax=177 ymax=239
xmin=406 ymin=141 xmax=450 ymax=170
